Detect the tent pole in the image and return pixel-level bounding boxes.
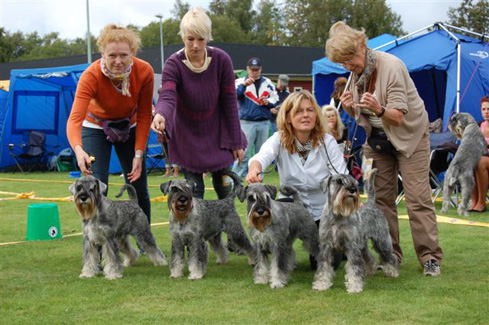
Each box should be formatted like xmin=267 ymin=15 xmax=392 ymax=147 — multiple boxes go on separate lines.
xmin=438 ymin=23 xmax=462 ymax=113
xmin=373 ymin=23 xmax=436 ymax=51
xmin=444 ymin=23 xmax=485 ymax=38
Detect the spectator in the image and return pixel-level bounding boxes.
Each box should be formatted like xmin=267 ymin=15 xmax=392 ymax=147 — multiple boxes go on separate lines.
xmin=67 ymin=24 xmax=153 ymax=221
xmin=470 ymin=96 xmax=489 ymax=212
xmin=330 ymin=77 xmax=348 ymax=109
xmin=152 ymin=8 xmax=245 ymax=199
xmin=232 ymin=57 xmax=278 ymax=178
xmin=328 ymin=21 xmax=443 ymax=276
xmin=322 ymin=105 xmax=346 ymax=144
xmin=270 ymin=74 xmax=290 ymax=134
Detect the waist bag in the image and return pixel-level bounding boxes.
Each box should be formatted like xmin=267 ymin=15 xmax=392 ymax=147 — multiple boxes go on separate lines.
xmin=88 ymin=110 xmax=137 ymax=143
xmin=367 ymin=128 xmax=396 ymax=153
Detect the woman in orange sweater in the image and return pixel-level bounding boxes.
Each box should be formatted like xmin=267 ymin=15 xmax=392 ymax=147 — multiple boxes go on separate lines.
xmin=67 ymin=24 xmax=154 ymax=221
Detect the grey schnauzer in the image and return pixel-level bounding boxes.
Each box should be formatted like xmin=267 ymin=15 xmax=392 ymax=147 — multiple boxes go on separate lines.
xmin=160 ymin=171 xmax=255 ymax=280
xmin=442 ymin=113 xmax=488 ymax=216
xmin=313 ymin=169 xmax=399 ymax=293
xmin=70 ymin=176 xmax=167 ymax=280
xmin=237 ymin=183 xmax=319 ymax=289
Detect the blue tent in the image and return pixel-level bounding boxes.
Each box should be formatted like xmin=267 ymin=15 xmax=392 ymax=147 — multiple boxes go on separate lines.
xmin=312 ymin=33 xmax=398 ymax=106
xmin=0 ymin=64 xmax=164 ymax=173
xmin=0 ymin=88 xmax=8 ymax=135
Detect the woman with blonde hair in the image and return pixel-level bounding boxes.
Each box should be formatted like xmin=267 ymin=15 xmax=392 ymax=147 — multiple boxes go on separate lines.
xmin=328 ymin=21 xmax=443 ymax=276
xmin=246 ymin=90 xmax=347 ymax=222
xmin=322 ymin=105 xmax=346 ymax=143
xmin=67 ymin=24 xmax=153 ymax=221
xmin=152 ymin=8 xmax=246 ymax=199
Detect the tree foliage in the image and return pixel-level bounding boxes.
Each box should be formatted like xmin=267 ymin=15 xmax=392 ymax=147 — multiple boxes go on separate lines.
xmin=447 ymin=0 xmax=489 ymax=35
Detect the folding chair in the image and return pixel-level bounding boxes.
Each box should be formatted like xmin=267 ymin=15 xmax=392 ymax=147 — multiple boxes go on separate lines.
xmin=146 ymin=143 xmax=166 ymax=174
xmin=8 ymin=130 xmax=52 ymax=172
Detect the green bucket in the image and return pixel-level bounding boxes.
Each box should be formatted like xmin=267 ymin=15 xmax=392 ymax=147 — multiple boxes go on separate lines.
xmin=26 ymin=203 xmax=63 ymax=241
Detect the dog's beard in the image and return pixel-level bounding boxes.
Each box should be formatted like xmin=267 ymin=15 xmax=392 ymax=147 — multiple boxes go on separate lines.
xmin=171 ymin=199 xmax=193 ymax=223
xmin=74 ymin=198 xmax=98 ymax=221
xmin=332 ymin=189 xmax=360 ymax=217
xmin=248 ymin=210 xmax=272 ymax=232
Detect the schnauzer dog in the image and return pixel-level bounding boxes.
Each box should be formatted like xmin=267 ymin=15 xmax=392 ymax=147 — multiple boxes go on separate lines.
xmin=442 ymin=113 xmax=488 ymax=216
xmin=70 ymin=176 xmax=167 ymax=280
xmin=313 ymin=169 xmax=399 ymax=293
xmin=237 ymin=183 xmax=319 ymax=289
xmin=160 ymin=171 xmax=255 ymax=280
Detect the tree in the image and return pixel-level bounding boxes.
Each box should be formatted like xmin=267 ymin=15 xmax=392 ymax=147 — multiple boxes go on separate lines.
xmin=252 ymin=0 xmax=285 ymax=45
xmin=283 ymin=0 xmax=404 ymax=47
xmin=139 ymin=19 xmax=181 ymax=48
xmin=209 ymin=15 xmax=250 ymax=43
xmin=172 ymin=0 xmax=190 ymax=20
xmin=447 ymin=0 xmax=489 ymax=35
xmin=0 ymin=28 xmax=15 ymax=63
xmin=209 ymin=0 xmax=227 ymax=15
xmin=224 ymin=0 xmax=256 ymax=33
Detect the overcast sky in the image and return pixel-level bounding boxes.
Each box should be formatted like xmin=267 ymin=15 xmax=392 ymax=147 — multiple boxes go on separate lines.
xmin=1 ymin=0 xmax=464 ymax=41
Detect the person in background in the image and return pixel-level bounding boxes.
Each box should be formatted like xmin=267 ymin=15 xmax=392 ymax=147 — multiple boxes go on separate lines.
xmin=322 ymin=105 xmax=346 ymax=144
xmin=67 ymin=24 xmax=153 ymax=222
xmin=232 ymin=57 xmax=279 ymax=178
xmin=246 ymin=90 xmax=348 ymax=269
xmin=330 ymin=77 xmax=348 ymax=109
xmin=470 ymin=96 xmax=489 ymax=213
xmin=152 ymin=8 xmax=245 ymax=199
xmin=270 ymin=74 xmax=290 ymax=134
xmin=328 ymin=21 xmax=443 ymax=276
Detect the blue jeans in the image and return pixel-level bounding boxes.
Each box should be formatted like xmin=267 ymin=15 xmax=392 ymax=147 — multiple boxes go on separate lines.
xmin=182 ymin=167 xmax=233 ymax=199
xmin=81 ymin=127 xmax=151 ymax=222
xmin=233 ymin=120 xmax=270 ymax=178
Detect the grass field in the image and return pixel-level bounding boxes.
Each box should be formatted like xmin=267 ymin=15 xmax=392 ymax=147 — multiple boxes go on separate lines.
xmin=1 ymin=171 xmax=488 ymax=324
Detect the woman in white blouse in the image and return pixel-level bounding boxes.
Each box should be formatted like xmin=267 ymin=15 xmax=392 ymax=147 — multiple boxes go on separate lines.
xmin=246 ymin=90 xmax=348 ymax=221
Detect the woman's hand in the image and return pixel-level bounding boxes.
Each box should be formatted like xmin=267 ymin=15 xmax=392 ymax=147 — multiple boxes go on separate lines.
xmin=357 ymin=92 xmax=382 ymax=115
xmin=74 ymin=145 xmax=92 ymax=175
xmin=128 ymin=151 xmax=143 ymax=183
xmin=246 ymin=161 xmax=263 ymax=184
xmin=151 ymin=113 xmax=166 ymax=135
xmin=340 ymin=91 xmax=355 ymax=109
xmin=232 ymin=149 xmax=245 ymax=165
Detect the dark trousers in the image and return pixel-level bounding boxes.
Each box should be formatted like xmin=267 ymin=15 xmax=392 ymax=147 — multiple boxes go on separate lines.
xmin=81 ymin=127 xmax=151 ymax=222
xmin=182 ymin=167 xmax=233 ymax=199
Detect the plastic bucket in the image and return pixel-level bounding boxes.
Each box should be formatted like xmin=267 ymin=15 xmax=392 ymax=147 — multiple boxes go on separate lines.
xmin=26 ymin=203 xmax=63 ymax=241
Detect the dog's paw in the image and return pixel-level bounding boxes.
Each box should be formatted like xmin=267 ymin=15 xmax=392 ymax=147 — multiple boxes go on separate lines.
xmin=153 ymin=256 xmax=168 ymax=266
xmin=105 ymin=273 xmax=123 ymax=280
xmin=382 ymin=264 xmax=399 ymax=278
xmin=346 ymin=286 xmax=363 ymax=294
xmin=188 ymin=273 xmax=204 ymax=280
xmin=457 ymin=208 xmax=469 ymax=217
xmin=270 ymin=281 xmax=286 ymax=289
xmin=312 ymin=280 xmax=332 ymax=291
xmin=169 ymin=271 xmax=184 ymax=279
xmin=254 ymin=276 xmax=269 ymax=285
xmin=440 ymin=205 xmax=449 ymax=214
xmin=79 ymin=272 xmax=96 ymax=279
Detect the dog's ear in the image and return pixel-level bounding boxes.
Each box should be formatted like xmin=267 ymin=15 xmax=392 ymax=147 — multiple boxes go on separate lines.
xmin=160 ymin=181 xmax=171 ymax=195
xmin=236 ymin=185 xmax=247 ymax=202
xmin=69 ymin=180 xmax=77 ymax=195
xmin=264 ymin=184 xmax=277 ymax=199
xmin=96 ymin=179 xmax=108 ymax=194
xmin=185 ymin=180 xmax=197 ymax=193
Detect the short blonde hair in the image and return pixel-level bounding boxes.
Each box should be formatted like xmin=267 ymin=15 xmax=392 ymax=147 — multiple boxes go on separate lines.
xmin=322 ymin=105 xmax=345 ymax=140
xmin=325 ymin=21 xmax=367 ymax=63
xmin=179 ymin=8 xmax=213 ymax=42
xmin=277 ymin=90 xmax=326 ymax=154
xmin=97 ymin=24 xmax=140 ymax=55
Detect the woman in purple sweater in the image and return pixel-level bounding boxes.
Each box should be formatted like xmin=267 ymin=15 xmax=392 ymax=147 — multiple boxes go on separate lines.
xmin=152 ymin=8 xmax=246 ymax=199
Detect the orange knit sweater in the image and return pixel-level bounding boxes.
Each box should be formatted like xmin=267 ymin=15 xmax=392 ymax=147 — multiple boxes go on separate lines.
xmin=67 ymin=57 xmax=154 ymax=152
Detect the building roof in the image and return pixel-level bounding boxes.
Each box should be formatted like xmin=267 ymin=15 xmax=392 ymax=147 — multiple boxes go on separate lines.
xmin=0 ymin=43 xmax=325 ymax=80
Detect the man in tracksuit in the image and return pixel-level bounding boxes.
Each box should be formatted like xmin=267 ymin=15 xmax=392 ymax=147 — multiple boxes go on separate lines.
xmin=232 ymin=57 xmax=279 ymax=178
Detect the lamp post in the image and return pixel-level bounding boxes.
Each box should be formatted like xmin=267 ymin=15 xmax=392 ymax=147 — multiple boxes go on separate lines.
xmin=86 ymin=0 xmax=92 ymax=63
xmin=155 ymin=14 xmax=165 ymax=70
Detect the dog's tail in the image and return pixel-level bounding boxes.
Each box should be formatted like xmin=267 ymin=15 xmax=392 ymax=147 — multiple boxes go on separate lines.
xmin=279 ymin=185 xmax=303 ymax=203
xmin=364 ymin=168 xmax=378 ymax=204
xmin=115 ymin=184 xmax=138 ymax=202
xmin=221 ymin=170 xmax=242 ymax=198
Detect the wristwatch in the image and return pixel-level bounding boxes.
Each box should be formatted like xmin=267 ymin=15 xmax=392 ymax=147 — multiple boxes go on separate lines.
xmin=376 ymin=106 xmax=386 ymax=118
xmin=134 ymin=154 xmax=143 ymax=159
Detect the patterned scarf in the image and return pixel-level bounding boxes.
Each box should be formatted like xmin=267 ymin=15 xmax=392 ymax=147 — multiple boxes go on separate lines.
xmin=353 ymin=47 xmax=376 ymax=91
xmin=295 ymin=137 xmax=313 ymax=165
xmin=100 ymin=57 xmax=133 ymax=97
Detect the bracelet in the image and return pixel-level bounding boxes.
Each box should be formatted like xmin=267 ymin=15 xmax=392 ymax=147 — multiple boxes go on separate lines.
xmin=376 ymin=106 xmax=386 ymax=118
xmin=134 ymin=154 xmax=143 ymax=159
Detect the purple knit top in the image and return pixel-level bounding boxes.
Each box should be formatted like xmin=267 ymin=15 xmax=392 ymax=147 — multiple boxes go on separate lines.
xmin=155 ymin=46 xmax=246 ymax=173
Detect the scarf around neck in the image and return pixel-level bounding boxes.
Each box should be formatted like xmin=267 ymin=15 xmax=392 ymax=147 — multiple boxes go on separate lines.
xmin=294 ymin=137 xmax=313 ymax=165
xmin=100 ymin=57 xmax=133 ymax=97
xmin=353 ymin=47 xmax=376 ymax=91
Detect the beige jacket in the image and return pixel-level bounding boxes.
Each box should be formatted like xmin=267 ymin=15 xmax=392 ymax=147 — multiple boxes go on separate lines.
xmin=351 ymin=51 xmax=428 ymax=158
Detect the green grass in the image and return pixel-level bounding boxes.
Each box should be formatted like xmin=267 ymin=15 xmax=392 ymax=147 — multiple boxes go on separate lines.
xmin=1 ymin=171 xmax=488 ymax=324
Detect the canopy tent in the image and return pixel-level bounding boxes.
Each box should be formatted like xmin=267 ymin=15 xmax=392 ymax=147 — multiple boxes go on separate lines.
xmin=313 ymin=23 xmax=489 ymax=130
xmin=0 ymin=64 xmax=164 ymax=173
xmin=0 ymin=88 xmax=8 ymax=136
xmin=312 ymin=33 xmax=398 ymax=107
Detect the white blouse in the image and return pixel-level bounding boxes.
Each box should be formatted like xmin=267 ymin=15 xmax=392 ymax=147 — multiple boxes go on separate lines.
xmin=249 ymin=132 xmax=349 ymax=220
